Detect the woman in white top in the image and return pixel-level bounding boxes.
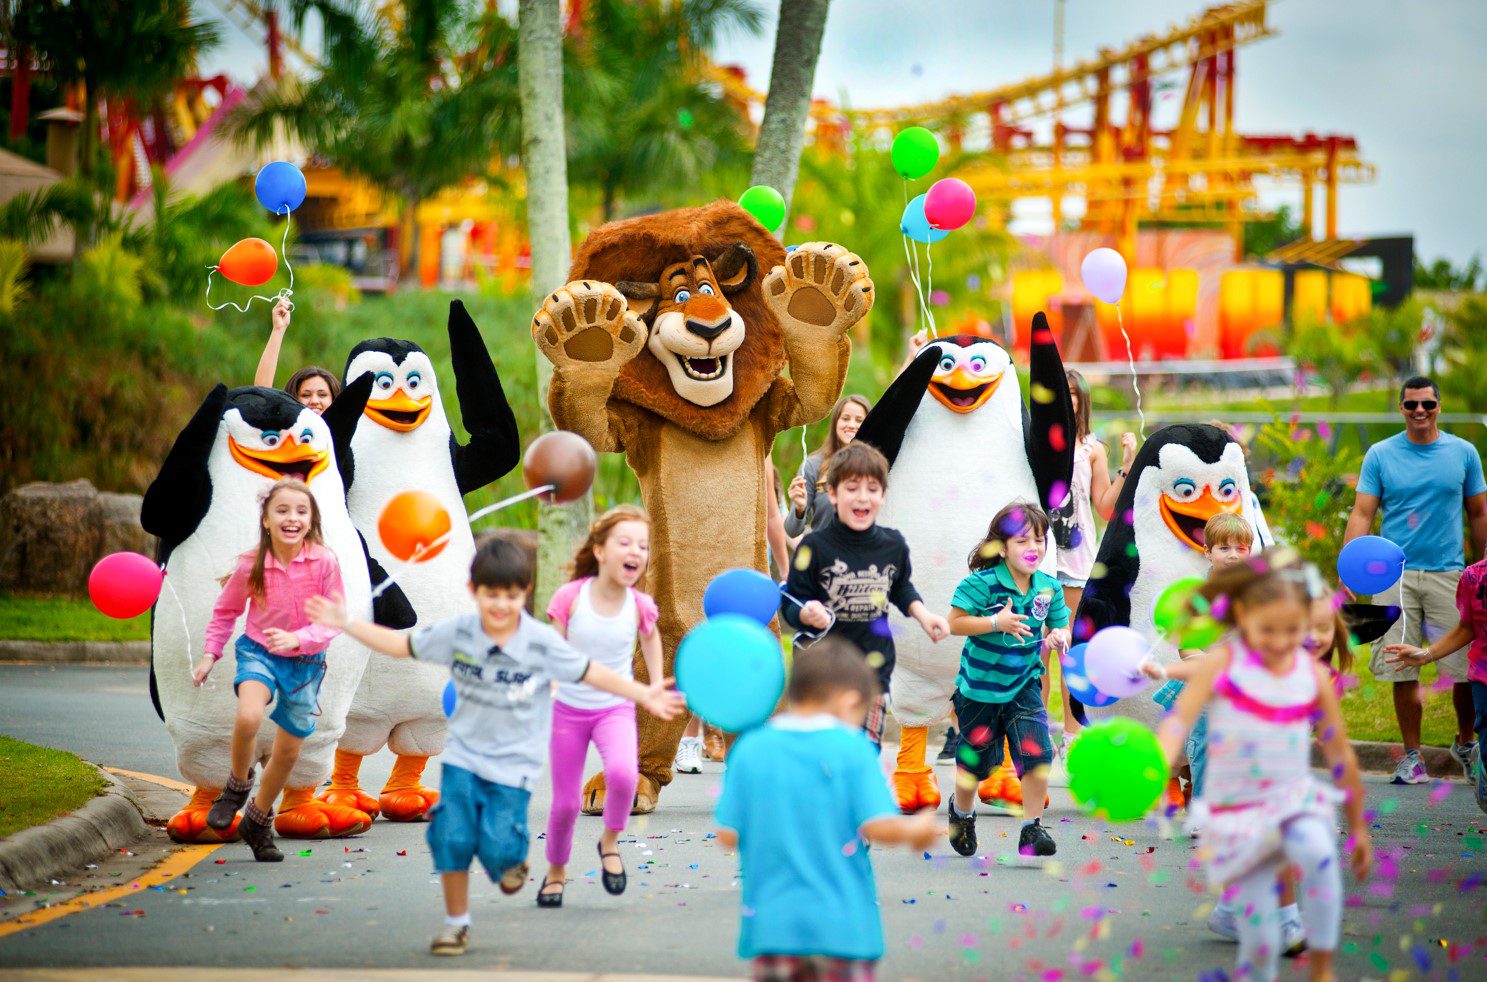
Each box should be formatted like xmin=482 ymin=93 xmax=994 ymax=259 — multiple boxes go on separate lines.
xmin=1049 ymin=369 xmax=1137 ymax=737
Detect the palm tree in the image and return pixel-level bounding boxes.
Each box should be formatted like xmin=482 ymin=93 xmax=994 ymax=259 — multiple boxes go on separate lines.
xmin=233 ymin=0 xmax=523 ymax=277
xmin=564 ymin=0 xmax=763 ymax=221
xmin=518 ymin=0 xmax=586 ymax=605
xmin=749 ymin=0 xmax=831 ymax=212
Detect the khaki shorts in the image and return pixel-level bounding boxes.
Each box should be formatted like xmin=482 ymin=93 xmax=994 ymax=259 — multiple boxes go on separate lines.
xmin=1368 ymin=569 xmax=1470 ymax=683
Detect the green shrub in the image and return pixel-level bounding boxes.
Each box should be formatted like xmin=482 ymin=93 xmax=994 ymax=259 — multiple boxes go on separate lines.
xmin=1254 ymin=417 xmax=1362 ymax=575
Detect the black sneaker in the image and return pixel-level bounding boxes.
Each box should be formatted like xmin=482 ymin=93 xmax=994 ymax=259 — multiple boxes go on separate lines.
xmin=948 ymin=804 xmax=977 ymax=857
xmin=206 ymin=769 xmax=255 ymax=831
xmin=238 ymin=813 xmax=284 ymax=862
xmin=1018 ymin=819 xmax=1056 ymax=857
xmin=936 ymin=728 xmax=960 ymax=764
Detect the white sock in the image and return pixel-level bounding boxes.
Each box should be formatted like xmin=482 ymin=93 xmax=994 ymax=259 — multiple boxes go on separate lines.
xmin=445 ymin=912 xmax=471 ymax=928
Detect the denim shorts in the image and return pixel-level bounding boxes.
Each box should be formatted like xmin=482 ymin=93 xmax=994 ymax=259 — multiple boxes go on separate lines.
xmin=951 ymin=679 xmax=1054 ymax=781
xmin=232 ymin=635 xmax=325 ymax=739
xmin=427 ymin=763 xmax=532 ymax=880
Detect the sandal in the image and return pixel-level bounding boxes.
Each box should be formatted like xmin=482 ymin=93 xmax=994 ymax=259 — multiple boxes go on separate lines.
xmin=536 ymin=876 xmax=565 ymax=909
xmin=597 ymin=841 xmax=626 ymax=896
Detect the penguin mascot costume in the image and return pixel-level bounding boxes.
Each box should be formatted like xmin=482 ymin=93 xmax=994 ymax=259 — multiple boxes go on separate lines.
xmin=1071 ymin=423 xmax=1259 ymax=726
xmin=142 ymin=378 xmax=379 ymax=842
xmin=318 ymin=299 xmax=521 ymax=823
xmin=854 ymin=313 xmax=1074 ymax=813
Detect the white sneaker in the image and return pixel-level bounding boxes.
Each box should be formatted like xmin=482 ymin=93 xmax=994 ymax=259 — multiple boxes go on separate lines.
xmin=675 ymin=737 xmax=703 ymax=775
xmin=1280 ymin=904 xmax=1307 ymax=956
xmin=1206 ymin=901 xmax=1239 ymax=941
xmin=1390 ymin=751 xmax=1428 ymax=785
xmin=1450 ymin=741 xmax=1477 ymax=779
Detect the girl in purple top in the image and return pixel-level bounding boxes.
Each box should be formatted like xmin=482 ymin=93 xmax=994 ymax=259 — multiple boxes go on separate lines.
xmin=193 ymin=477 xmax=345 ymax=862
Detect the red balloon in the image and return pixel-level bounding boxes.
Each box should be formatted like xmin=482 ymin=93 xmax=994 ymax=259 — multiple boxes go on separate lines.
xmin=522 ymin=431 xmax=597 ymax=504
xmin=89 ymin=552 xmax=164 ymax=619
xmin=217 ymin=238 xmax=278 ymax=287
xmin=379 ymin=490 xmax=452 ymax=562
xmin=924 ymin=178 xmax=977 ymax=231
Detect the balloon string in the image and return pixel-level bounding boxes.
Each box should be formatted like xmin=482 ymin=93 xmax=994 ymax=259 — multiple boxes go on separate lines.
xmin=161 ymin=573 xmax=210 ymax=687
xmin=279 ymin=204 xmax=295 ymax=294
xmin=1115 ymin=305 xmax=1146 ymax=439
xmin=779 ymin=586 xmax=836 ymax=646
xmin=204 ymin=268 xmax=288 ymax=313
xmin=926 ymin=240 xmax=937 ymax=337
xmin=370 ymin=485 xmax=557 ymax=601
xmin=904 ymin=233 xmax=935 ymax=337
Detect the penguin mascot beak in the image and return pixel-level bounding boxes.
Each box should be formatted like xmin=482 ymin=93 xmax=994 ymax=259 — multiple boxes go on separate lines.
xmin=1159 ymin=487 xmax=1241 ymax=552
xmin=928 ymin=366 xmax=1001 ymax=414
xmin=365 ymin=389 xmax=433 ymax=432
xmin=228 ymin=432 xmax=330 ymax=483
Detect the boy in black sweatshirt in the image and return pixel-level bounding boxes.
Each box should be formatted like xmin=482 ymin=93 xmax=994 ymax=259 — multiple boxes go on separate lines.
xmin=781 ymin=442 xmax=950 ymax=749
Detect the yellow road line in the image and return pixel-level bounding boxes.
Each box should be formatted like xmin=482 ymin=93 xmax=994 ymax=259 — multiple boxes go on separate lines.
xmin=0 ymin=844 xmax=220 ymax=939
xmin=104 ymin=767 xmax=194 ymax=794
xmin=0 ymin=767 xmax=218 ymax=940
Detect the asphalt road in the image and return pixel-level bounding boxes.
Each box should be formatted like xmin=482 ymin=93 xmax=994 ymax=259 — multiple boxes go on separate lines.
xmin=1 ymin=664 xmax=1485 ymax=979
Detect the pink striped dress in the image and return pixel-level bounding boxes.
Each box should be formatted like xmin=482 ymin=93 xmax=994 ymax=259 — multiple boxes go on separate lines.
xmin=1194 ymin=640 xmax=1343 ymax=884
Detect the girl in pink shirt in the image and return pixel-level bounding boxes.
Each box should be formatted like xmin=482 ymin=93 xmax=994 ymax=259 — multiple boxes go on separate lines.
xmin=193 ymin=477 xmax=344 ymax=862
xmin=538 ymin=504 xmax=662 ymax=908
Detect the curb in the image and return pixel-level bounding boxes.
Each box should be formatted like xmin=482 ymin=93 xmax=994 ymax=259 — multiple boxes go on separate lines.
xmin=0 ymin=765 xmax=149 ymax=893
xmin=0 ymin=640 xmax=149 ymax=664
xmin=1340 ymin=740 xmax=1461 ymax=779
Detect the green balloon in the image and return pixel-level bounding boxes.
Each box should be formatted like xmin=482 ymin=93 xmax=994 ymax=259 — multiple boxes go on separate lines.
xmin=891 ymin=126 xmax=940 ymax=179
xmin=1066 ymin=718 xmax=1169 ymax=822
xmin=738 ymin=185 xmax=786 ymax=231
xmin=1153 ymin=576 xmax=1225 ymax=648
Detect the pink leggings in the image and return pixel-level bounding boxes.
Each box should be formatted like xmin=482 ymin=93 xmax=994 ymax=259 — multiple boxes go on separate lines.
xmin=545 ymin=700 xmax=638 ymax=865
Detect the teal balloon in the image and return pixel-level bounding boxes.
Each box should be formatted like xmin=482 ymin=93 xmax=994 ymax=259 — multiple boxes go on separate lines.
xmin=738 ymin=185 xmax=786 ymax=231
xmin=703 ymin=568 xmax=780 ymax=626
xmin=891 ymin=126 xmax=940 ymax=179
xmin=675 ymin=614 xmax=784 ymax=733
xmin=1066 ymin=718 xmax=1169 ymax=822
xmin=900 ymin=194 xmax=949 ymax=244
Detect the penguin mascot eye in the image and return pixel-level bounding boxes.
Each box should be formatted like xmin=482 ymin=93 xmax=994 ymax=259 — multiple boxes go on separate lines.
xmin=261 ymin=430 xmax=282 ymax=448
xmin=406 ymin=372 xmax=422 ymax=391
xmin=1170 ymin=478 xmax=1199 ymax=502
xmin=374 ymin=372 xmax=395 ymax=392
xmin=1215 ymin=478 xmax=1239 ymax=503
xmin=937 ymin=354 xmax=956 ymax=373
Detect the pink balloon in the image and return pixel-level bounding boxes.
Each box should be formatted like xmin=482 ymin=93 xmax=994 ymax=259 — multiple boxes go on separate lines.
xmin=1080 ymin=247 xmax=1128 ymax=303
xmin=923 ymin=178 xmax=977 ymax=231
xmin=1084 ymin=626 xmax=1150 ymax=699
xmin=88 ymin=552 xmax=164 ymax=619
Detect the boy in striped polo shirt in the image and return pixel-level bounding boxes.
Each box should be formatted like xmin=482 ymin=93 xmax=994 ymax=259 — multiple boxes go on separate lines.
xmin=945 ymin=501 xmax=1070 ymax=858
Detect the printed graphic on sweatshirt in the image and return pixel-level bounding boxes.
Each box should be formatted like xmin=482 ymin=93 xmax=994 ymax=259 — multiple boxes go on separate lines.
xmin=819 ymin=559 xmax=897 ymax=623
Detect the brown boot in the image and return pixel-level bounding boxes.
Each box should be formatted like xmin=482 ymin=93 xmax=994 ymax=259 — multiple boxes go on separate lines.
xmin=239 ymin=801 xmax=284 ymax=862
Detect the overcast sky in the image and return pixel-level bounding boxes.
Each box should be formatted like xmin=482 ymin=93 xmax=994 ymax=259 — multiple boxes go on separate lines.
xmin=197 ymin=0 xmax=1485 ymax=265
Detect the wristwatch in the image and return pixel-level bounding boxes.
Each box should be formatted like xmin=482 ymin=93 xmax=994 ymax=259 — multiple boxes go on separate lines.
xmin=1116 ymin=468 xmax=1127 ymax=478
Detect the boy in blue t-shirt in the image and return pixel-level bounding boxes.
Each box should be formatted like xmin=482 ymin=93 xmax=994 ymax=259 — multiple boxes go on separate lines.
xmin=716 ymin=637 xmax=943 ymax=981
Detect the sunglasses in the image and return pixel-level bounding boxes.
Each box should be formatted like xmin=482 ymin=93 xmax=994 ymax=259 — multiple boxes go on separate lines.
xmin=1402 ymin=400 xmax=1439 ymax=411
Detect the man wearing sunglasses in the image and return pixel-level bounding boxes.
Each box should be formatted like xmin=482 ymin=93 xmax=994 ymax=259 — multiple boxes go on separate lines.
xmin=1345 ymin=376 xmax=1487 ymax=785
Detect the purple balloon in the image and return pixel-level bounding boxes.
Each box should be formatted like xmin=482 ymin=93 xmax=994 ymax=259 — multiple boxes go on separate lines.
xmin=1080 ymin=247 xmax=1128 ymax=304
xmin=1085 ymin=626 xmax=1150 ymax=699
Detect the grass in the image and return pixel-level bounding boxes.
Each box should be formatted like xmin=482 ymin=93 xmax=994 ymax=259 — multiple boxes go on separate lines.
xmin=0 ymin=735 xmax=106 ymax=839
xmin=0 ymin=593 xmax=150 ymax=642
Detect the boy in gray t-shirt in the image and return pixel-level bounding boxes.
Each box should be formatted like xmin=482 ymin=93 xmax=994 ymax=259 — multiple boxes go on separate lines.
xmin=309 ymin=537 xmax=684 ymax=957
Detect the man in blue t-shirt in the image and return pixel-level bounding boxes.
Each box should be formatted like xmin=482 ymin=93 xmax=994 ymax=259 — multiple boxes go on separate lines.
xmin=1345 ymin=375 xmax=1487 ymax=785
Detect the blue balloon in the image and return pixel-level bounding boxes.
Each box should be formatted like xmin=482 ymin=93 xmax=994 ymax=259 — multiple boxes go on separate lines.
xmin=442 ymin=679 xmax=457 ymax=718
xmin=675 ymin=614 xmax=784 ymax=732
xmin=1061 ymin=642 xmax=1118 ymax=708
xmin=1336 ymin=535 xmax=1405 ymax=595
xmin=703 ymin=568 xmax=780 ymax=627
xmin=900 ymin=193 xmax=950 ymax=244
xmin=255 ymin=160 xmax=307 ymax=214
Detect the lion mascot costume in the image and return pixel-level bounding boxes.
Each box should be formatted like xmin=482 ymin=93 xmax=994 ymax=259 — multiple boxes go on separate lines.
xmin=532 ymin=200 xmax=873 ymax=813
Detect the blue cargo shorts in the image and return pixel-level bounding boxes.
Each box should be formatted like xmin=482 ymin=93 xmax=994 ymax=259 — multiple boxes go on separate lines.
xmin=232 ymin=635 xmax=325 ymax=739
xmin=427 ymin=763 xmax=532 ymax=881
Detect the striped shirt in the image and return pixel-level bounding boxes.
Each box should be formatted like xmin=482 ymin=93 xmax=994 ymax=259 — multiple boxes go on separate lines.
xmin=952 ymin=564 xmax=1069 ymax=704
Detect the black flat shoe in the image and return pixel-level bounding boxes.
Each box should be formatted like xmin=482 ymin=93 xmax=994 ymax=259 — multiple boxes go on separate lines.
xmin=536 ymin=876 xmax=564 ymax=908
xmin=597 ymin=842 xmax=626 ymax=895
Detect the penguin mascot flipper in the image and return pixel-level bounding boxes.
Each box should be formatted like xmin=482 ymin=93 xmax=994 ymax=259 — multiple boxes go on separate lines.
xmin=142 ymin=384 xmax=230 ymax=722
xmin=446 ymin=299 xmax=521 ymax=494
xmin=322 ymin=375 xmax=417 ymax=630
xmin=1024 ymin=312 xmax=1076 ymax=511
xmin=1072 ymin=423 xmax=1257 ymax=728
xmin=853 ymin=345 xmax=939 ymax=467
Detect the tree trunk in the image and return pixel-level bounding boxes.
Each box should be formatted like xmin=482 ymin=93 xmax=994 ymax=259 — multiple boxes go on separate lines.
xmin=400 ymin=193 xmax=422 ymax=282
xmin=749 ymin=0 xmax=831 ymax=220
xmin=519 ymin=0 xmax=588 ymax=611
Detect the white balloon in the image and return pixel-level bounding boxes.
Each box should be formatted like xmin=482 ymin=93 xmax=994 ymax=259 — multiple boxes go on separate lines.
xmin=1080 ymin=247 xmax=1128 ymax=304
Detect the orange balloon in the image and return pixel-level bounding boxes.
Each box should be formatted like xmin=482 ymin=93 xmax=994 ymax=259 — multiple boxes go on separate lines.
xmin=217 ymin=237 xmax=278 ymax=287
xmin=378 ymin=490 xmax=451 ymax=562
xmin=522 ymin=431 xmax=597 ymax=504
